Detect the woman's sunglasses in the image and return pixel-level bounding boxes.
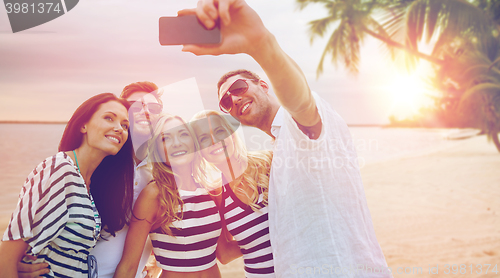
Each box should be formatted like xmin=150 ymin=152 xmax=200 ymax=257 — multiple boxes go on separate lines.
xmin=219 ymin=79 xmax=258 ymax=113
xmin=128 ymin=101 xmax=163 ymax=114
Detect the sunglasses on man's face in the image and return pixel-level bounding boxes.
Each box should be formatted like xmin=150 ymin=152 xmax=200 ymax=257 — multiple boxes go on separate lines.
xmin=128 ymin=101 xmax=163 ymax=114
xmin=219 ymin=79 xmax=258 ymax=113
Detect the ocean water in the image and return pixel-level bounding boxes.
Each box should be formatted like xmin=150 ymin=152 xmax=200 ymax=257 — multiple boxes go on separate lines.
xmin=348 ymin=127 xmax=459 ymax=165
xmin=0 ymin=123 xmax=460 ymax=229
xmin=0 ymin=124 xmax=66 ymax=228
xmin=240 ymin=125 xmax=459 ymax=166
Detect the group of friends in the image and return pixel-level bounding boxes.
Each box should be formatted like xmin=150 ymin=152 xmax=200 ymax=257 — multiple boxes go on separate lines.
xmin=0 ymin=0 xmax=391 ymax=277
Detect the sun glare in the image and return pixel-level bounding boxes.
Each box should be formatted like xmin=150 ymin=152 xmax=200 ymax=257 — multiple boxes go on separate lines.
xmin=387 ymin=73 xmax=434 ymax=120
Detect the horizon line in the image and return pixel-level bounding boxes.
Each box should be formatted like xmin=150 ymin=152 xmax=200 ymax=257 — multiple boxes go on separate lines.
xmin=0 ymin=120 xmax=388 ymax=127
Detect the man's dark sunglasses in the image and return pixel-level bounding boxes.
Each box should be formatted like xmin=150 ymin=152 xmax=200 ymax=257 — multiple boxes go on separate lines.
xmin=128 ymin=101 xmax=163 ymax=114
xmin=219 ymin=79 xmax=258 ymax=113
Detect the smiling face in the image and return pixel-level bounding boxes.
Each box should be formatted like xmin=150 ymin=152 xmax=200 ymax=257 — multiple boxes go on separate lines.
xmin=126 ymin=92 xmax=162 ymax=140
xmin=157 ymin=117 xmax=196 ymax=167
xmin=82 ymin=100 xmax=129 ymax=156
xmin=218 ymin=75 xmax=271 ymax=127
xmin=191 ymin=115 xmax=235 ymax=166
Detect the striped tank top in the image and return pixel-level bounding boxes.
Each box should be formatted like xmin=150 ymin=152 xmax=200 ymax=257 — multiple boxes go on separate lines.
xmin=3 ymin=152 xmax=100 ymax=277
xmin=149 ymin=187 xmax=222 ymax=272
xmin=221 ymin=182 xmax=275 ymax=277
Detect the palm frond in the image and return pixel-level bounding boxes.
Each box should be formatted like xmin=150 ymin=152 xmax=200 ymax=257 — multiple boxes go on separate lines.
xmin=308 ymin=16 xmax=336 ymax=44
xmin=344 ymin=23 xmax=361 ymax=73
xmin=406 ymin=0 xmax=495 ymax=56
xmin=405 ymin=0 xmax=427 ymax=51
xmin=444 ymin=0 xmax=491 ymax=37
xmin=366 ymin=16 xmax=398 ymax=59
xmin=425 ymin=0 xmax=443 ymax=43
xmin=379 ymin=8 xmax=407 ymax=57
xmin=296 ymin=0 xmax=333 ymax=11
xmin=459 ymin=83 xmax=500 ymax=110
xmin=324 ymin=1 xmax=342 ymax=19
xmin=461 ymin=64 xmax=493 ymax=83
xmin=459 ymin=51 xmax=500 ymax=78
xmin=430 ymin=30 xmax=453 ymax=57
xmin=316 ymin=20 xmax=347 ymax=77
xmin=490 ymin=57 xmax=500 ymax=71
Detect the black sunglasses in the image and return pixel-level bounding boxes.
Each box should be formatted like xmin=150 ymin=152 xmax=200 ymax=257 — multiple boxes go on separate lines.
xmin=128 ymin=101 xmax=163 ymax=114
xmin=219 ymin=79 xmax=257 ymax=113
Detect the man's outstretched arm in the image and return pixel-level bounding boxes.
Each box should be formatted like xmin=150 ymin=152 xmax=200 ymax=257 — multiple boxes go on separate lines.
xmin=179 ymin=0 xmax=321 ymax=128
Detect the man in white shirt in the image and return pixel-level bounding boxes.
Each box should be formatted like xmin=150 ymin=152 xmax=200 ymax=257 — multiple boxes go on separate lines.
xmin=182 ymin=1 xmax=391 ymax=277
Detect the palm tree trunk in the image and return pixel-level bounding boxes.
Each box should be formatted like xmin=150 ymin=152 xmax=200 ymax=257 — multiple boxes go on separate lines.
xmin=492 ymin=130 xmax=500 ymax=153
xmin=361 ymin=26 xmax=445 ymax=66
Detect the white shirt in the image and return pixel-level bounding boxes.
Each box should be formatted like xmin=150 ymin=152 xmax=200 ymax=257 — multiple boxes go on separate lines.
xmin=268 ymin=92 xmax=391 ymax=277
xmin=90 ymin=159 xmax=154 ymax=278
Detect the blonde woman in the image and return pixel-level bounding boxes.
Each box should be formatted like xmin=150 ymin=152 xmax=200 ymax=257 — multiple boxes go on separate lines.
xmin=191 ymin=110 xmax=275 ymax=277
xmin=114 ymin=113 xmax=225 ymax=278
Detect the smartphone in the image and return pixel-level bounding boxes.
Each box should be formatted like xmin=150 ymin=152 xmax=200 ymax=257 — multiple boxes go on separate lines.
xmin=159 ymin=15 xmax=221 ymax=45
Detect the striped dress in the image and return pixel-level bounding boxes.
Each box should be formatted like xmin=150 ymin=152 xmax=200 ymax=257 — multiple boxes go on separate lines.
xmin=2 ymin=152 xmax=100 ymax=278
xmin=221 ymin=182 xmax=275 ymax=277
xmin=150 ymin=187 xmax=222 ymax=272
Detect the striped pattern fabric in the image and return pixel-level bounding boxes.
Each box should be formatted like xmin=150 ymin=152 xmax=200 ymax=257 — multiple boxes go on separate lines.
xmin=150 ymin=187 xmax=222 ymax=272
xmin=2 ymin=152 xmax=99 ymax=278
xmin=221 ymin=183 xmax=275 ymax=277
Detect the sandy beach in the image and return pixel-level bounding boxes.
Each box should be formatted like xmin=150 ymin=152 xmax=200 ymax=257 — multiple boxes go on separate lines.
xmin=217 ymin=135 xmax=500 ymax=277
xmin=1 ymin=134 xmax=499 ymax=277
xmin=364 ymin=135 xmax=500 ymax=278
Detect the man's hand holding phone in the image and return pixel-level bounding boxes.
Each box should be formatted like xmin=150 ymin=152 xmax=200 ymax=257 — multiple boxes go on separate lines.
xmin=173 ymin=0 xmax=275 ymax=60
xmin=173 ymin=0 xmax=313 ymax=129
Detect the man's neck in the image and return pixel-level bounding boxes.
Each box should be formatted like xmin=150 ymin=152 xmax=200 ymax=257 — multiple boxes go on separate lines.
xmin=259 ymin=104 xmax=280 ymax=139
xmin=134 ymin=143 xmax=147 ymax=165
xmin=133 ymin=155 xmax=143 ymax=165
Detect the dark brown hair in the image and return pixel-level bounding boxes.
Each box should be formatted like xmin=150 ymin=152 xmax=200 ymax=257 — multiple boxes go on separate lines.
xmin=217 ymin=69 xmax=261 ymax=92
xmin=59 ymin=93 xmax=134 ymax=236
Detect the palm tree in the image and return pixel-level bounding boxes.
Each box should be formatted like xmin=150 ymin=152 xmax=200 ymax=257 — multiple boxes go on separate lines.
xmin=404 ymin=0 xmax=500 ymax=151
xmin=296 ymin=0 xmax=443 ymax=75
xmin=297 ymin=0 xmax=495 ymax=73
xmin=298 ymin=0 xmax=500 ymax=151
xmin=446 ymin=48 xmax=500 ymax=150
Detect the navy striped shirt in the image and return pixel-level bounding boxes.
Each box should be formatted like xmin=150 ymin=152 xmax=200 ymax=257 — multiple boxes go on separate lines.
xmin=3 ymin=152 xmax=100 ymax=277
xmin=221 ymin=183 xmax=275 ymax=277
xmin=150 ymin=187 xmax=222 ymax=272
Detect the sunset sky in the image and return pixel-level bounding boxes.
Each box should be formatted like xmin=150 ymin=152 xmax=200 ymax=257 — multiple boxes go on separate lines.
xmin=0 ymin=0 xmax=437 ymax=124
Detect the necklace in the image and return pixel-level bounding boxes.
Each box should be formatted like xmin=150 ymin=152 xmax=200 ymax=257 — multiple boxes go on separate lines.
xmin=73 ymin=150 xmax=101 ymax=240
xmin=73 ymin=150 xmax=81 ymax=173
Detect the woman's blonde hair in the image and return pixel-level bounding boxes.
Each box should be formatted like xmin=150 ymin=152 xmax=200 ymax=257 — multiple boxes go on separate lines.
xmin=190 ymin=110 xmax=273 ymax=211
xmin=147 ymin=113 xmax=205 ymax=235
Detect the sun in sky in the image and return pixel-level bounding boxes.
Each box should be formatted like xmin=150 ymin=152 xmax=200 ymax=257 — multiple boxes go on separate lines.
xmin=385 ymin=68 xmax=435 ymax=120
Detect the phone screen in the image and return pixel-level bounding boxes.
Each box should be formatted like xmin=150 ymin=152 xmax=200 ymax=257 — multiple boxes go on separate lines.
xmin=159 ymin=15 xmax=221 ymax=45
